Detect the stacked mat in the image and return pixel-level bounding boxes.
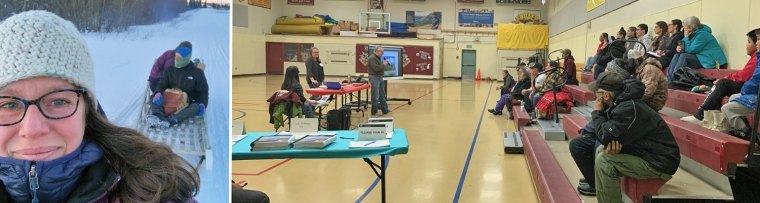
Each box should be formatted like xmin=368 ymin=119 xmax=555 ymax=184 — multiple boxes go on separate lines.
xmin=272 ymin=16 xmax=333 ymax=35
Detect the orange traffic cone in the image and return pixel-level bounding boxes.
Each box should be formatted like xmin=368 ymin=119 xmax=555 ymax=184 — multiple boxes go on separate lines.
xmin=476 ymin=68 xmax=481 ymax=80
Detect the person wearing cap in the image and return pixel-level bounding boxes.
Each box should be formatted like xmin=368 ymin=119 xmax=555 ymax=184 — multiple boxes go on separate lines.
xmin=0 ymin=11 xmax=199 ymax=202
xmin=148 ymin=41 xmax=192 ymax=92
xmin=149 ymin=41 xmax=210 ymax=127
xmin=583 ymin=71 xmax=680 ymax=202
xmin=682 ymin=28 xmax=760 ymax=125
xmin=562 ymin=49 xmax=579 ymax=85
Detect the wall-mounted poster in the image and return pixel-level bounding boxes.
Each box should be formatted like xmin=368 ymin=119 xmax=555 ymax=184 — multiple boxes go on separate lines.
xmin=248 ymin=0 xmax=270 ymax=9
xmin=514 ymin=9 xmax=541 ymax=23
xmin=288 ymin=0 xmax=314 ymax=6
xmin=369 ymin=0 xmax=384 ymax=11
xmin=458 ymin=9 xmax=494 ymax=28
xmin=458 ymin=0 xmax=484 ymax=2
xmin=497 ymin=0 xmax=532 ymax=4
xmin=405 ymin=11 xmax=441 ymax=30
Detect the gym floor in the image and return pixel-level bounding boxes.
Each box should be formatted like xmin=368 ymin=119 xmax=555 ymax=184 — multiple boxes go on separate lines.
xmin=232 ymin=75 xmax=540 ymax=202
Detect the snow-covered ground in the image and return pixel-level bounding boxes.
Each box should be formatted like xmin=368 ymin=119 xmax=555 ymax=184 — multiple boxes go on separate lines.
xmin=83 ymin=8 xmax=229 ymax=202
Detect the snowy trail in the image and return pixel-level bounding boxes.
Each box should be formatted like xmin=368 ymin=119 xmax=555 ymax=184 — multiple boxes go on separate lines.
xmin=83 ymin=8 xmax=229 ymax=202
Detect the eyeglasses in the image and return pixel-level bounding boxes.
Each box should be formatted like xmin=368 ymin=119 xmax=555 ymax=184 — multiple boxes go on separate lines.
xmin=0 ymin=89 xmax=85 ymax=126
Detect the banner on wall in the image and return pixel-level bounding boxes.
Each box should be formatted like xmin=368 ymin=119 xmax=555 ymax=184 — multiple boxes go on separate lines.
xmin=513 ymin=9 xmax=540 ymax=23
xmin=458 ymin=9 xmax=494 ymax=28
xmin=586 ymin=0 xmax=605 ymax=11
xmin=458 ymin=0 xmax=484 ymax=3
xmin=496 ymin=24 xmax=548 ymax=49
xmin=406 ymin=11 xmax=441 ymax=30
xmin=248 ymin=0 xmax=270 ymax=9
xmin=288 ymin=0 xmax=314 ymax=6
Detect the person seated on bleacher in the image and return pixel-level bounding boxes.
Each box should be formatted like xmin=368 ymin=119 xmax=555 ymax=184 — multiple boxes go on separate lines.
xmin=562 ymin=49 xmax=579 ymax=85
xmin=486 ymin=67 xmax=517 ymax=116
xmin=489 ymin=65 xmax=531 ymax=118
xmin=720 ymin=36 xmax=760 ymax=139
xmin=521 ymin=63 xmax=546 ymax=118
xmin=655 ymin=19 xmax=683 ymax=68
xmin=668 ymin=16 xmax=728 ymax=79
xmin=650 ymin=21 xmax=671 ymax=63
xmin=682 ymin=28 xmax=760 ymax=125
xmin=584 ymin=33 xmax=609 ymax=72
xmin=626 ymin=26 xmax=638 ymax=50
xmin=593 ymin=32 xmax=627 ymax=79
xmin=589 ymin=71 xmax=681 ymax=202
xmin=632 ymin=23 xmax=654 ymax=55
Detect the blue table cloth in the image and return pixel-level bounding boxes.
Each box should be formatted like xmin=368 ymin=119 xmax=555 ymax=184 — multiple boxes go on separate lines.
xmin=232 ymin=129 xmax=409 ymax=160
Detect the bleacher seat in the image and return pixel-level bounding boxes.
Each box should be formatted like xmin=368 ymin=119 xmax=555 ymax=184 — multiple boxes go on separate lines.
xmin=512 ymin=105 xmax=530 ymax=128
xmin=581 ymin=72 xmax=594 ymax=84
xmin=697 ymin=69 xmax=738 ymax=80
xmin=665 ymin=89 xmax=729 ymax=115
xmin=522 ymin=129 xmax=583 ymax=203
xmin=563 ymin=85 xmax=595 ymax=106
xmin=562 ymin=114 xmax=587 ymax=140
xmin=621 ymin=177 xmax=667 ymax=203
xmin=661 ymin=115 xmax=749 ymax=175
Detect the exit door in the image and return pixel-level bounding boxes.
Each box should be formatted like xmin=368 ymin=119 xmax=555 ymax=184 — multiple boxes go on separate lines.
xmin=461 ymin=50 xmax=476 ymax=79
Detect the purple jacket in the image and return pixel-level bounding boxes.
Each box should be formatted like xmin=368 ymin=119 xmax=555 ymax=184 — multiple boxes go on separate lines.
xmin=149 ymin=50 xmax=175 ymax=82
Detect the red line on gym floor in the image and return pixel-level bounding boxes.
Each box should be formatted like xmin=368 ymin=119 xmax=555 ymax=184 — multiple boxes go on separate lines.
xmin=232 ymin=159 xmax=292 ymax=176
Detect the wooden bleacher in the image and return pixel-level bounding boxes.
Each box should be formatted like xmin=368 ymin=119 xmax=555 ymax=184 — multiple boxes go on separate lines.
xmin=522 ymin=128 xmax=583 ymax=203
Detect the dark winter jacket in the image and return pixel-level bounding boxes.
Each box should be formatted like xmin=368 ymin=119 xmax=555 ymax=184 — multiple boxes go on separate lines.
xmin=148 ymin=50 xmax=175 ymax=82
xmin=510 ymin=77 xmax=532 ymax=100
xmin=596 ymin=41 xmax=626 ymax=67
xmin=155 ymin=62 xmax=209 ymax=106
xmin=591 ymin=79 xmax=680 ymax=175
xmin=305 ymin=57 xmax=324 ymax=84
xmin=563 ymin=55 xmax=577 ymax=82
xmin=664 ymin=31 xmax=684 ymax=59
xmin=368 ymin=54 xmax=385 ymax=76
xmin=500 ymin=74 xmax=516 ymax=95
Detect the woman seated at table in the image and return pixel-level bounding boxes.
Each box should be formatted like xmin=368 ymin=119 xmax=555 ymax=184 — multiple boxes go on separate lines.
xmin=283 ymin=66 xmax=317 ymax=118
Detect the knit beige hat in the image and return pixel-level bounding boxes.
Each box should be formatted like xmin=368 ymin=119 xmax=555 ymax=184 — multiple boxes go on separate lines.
xmin=0 ymin=10 xmax=96 ymax=103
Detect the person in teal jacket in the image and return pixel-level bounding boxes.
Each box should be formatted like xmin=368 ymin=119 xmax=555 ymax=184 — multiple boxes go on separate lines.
xmin=669 ymin=16 xmax=728 ymax=71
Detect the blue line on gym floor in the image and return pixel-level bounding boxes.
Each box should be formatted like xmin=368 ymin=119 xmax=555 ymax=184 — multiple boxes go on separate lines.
xmin=452 ymin=81 xmax=493 ymax=203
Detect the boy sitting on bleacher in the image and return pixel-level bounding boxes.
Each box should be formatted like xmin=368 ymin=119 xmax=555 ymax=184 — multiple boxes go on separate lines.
xmin=682 ymin=28 xmax=760 ymax=125
xmin=589 ymin=72 xmax=681 ymax=203
xmin=720 ymin=36 xmax=760 ymax=139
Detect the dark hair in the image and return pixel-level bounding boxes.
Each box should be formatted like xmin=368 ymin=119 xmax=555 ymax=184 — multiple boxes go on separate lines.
xmin=518 ymin=62 xmax=526 ymax=66
xmin=83 ymin=93 xmax=199 ymax=202
xmin=610 ymin=36 xmax=616 ymax=41
xmin=618 ymin=27 xmax=626 ymax=37
xmin=281 ymin=66 xmax=300 ymax=90
xmin=637 ymin=24 xmax=648 ymax=34
xmin=671 ymin=19 xmax=683 ymax=32
xmin=625 ymin=58 xmax=644 ymax=74
xmin=655 ymin=21 xmax=667 ymax=34
xmin=628 ymin=26 xmax=637 ymax=33
xmin=748 ymin=28 xmax=760 ymax=43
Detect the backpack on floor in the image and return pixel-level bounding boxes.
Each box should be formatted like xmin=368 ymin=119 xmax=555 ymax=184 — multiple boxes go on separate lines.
xmin=326 ymin=107 xmax=351 ymax=130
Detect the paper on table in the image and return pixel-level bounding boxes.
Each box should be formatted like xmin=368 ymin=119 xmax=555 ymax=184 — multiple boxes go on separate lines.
xmin=231 ymin=135 xmax=247 ymax=144
xmin=349 ymin=139 xmax=390 ymax=148
xmin=385 ymin=132 xmax=394 ymax=139
xmin=646 ymin=51 xmax=660 ymax=58
xmin=279 ymin=131 xmax=337 ymax=140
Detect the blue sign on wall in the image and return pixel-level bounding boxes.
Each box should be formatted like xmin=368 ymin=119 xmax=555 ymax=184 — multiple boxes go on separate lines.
xmin=458 ymin=9 xmax=494 ymax=28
